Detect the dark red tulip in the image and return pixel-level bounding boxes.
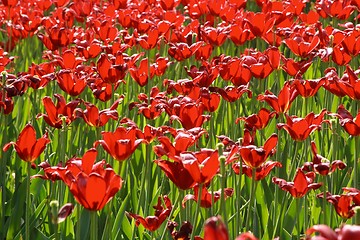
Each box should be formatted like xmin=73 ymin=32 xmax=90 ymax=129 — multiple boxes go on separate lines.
xmin=301 ymin=141 xmax=346 ymax=176
xmin=240 ymin=134 xmax=278 ymax=168
xmin=257 ymin=81 xmax=298 ymax=113
xmin=169 ymin=102 xmax=210 ymax=130
xmin=317 ymin=192 xmax=358 ymax=219
xmin=196 ymin=216 xmax=229 ymax=240
xmin=56 ymin=69 xmax=87 ymax=97
xmin=182 ymin=185 xmax=233 ymax=208
xmin=75 ymin=98 xmax=122 ymax=127
xmin=273 ymin=168 xmax=322 ymax=198
xmin=306 ymin=224 xmax=360 ymax=240
xmin=94 ymin=126 xmax=143 ymax=161
xmin=233 ymin=161 xmax=282 ymax=181
xmin=277 ymin=109 xmax=328 ymax=141
xmin=167 ymin=221 xmax=193 ymax=240
xmin=236 ymin=108 xmax=276 ymax=130
xmin=34 ymin=149 xmax=122 ymax=211
xmin=129 ymin=58 xmax=155 ymax=87
xmin=335 ymin=104 xmax=360 ymax=136
xmin=97 ymin=53 xmax=128 ymax=84
xmin=3 ymin=124 xmax=50 ymax=162
xmin=38 ymin=94 xmax=80 ymax=129
xmin=292 ymin=78 xmax=325 ymax=97
xmin=128 ymin=195 xmax=172 ymax=231
xmin=209 ymin=85 xmax=252 ymax=102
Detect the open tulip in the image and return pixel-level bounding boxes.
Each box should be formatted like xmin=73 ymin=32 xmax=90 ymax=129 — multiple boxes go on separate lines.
xmin=3 ymin=123 xmax=50 ymax=162
xmin=273 ymin=168 xmax=322 ymax=198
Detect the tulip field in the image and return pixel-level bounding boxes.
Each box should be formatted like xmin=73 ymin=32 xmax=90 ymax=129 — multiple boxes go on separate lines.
xmin=2 ymin=0 xmax=360 ymax=239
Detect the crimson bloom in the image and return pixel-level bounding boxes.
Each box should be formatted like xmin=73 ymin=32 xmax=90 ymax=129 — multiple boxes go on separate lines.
xmin=182 ymin=185 xmax=233 ymax=208
xmin=233 ymin=161 xmax=282 ymax=181
xmin=306 ymin=224 xmax=360 ymax=240
xmin=257 ymin=81 xmax=298 ymax=113
xmin=94 ymin=126 xmax=143 ymax=161
xmin=169 ymin=102 xmax=210 ymax=130
xmin=56 ymin=69 xmax=87 ymax=96
xmin=239 ymin=134 xmax=278 ymax=168
xmin=272 ymin=168 xmax=322 ymax=198
xmin=128 ymin=195 xmax=172 ymax=231
xmin=317 ymin=191 xmax=360 ymax=219
xmin=195 ymin=216 xmax=229 ymax=240
xmin=35 ymin=149 xmax=122 ymax=211
xmin=3 ymin=123 xmax=50 ymax=162
xmin=236 ymin=108 xmax=276 ymax=130
xmin=38 ymin=94 xmax=80 ymax=128
xmin=302 ymin=141 xmax=346 ymax=176
xmin=277 ymin=109 xmax=328 ymax=141
xmin=75 ymin=97 xmax=122 ymax=127
xmin=335 ymin=104 xmax=360 ymax=136
xmin=291 ymin=78 xmax=325 ymax=97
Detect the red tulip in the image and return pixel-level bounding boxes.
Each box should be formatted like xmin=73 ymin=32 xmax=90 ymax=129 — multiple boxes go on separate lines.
xmin=291 ymin=78 xmax=325 ymax=97
xmin=277 ymin=109 xmax=328 ymax=141
xmin=169 ymin=102 xmax=210 ymax=130
xmin=56 ymin=69 xmax=87 ymax=97
xmin=75 ymin=97 xmax=122 ymax=127
xmin=129 ymin=58 xmax=155 ymax=87
xmin=233 ymin=161 xmax=282 ymax=181
xmin=182 ymin=185 xmax=233 ymax=208
xmin=257 ymin=81 xmax=298 ymax=113
xmin=209 ymin=85 xmax=252 ymax=102
xmin=236 ymin=232 xmax=258 ymax=240
xmin=167 ymin=221 xmax=193 ymax=240
xmin=236 ymin=108 xmax=276 ymax=130
xmin=94 ymin=126 xmax=143 ymax=161
xmin=33 ymin=149 xmax=122 ymax=211
xmin=273 ymin=168 xmax=322 ymax=198
xmin=195 ymin=216 xmax=229 ymax=240
xmin=239 ymin=134 xmax=278 ymax=168
xmin=155 ymin=159 xmax=196 ymax=190
xmin=168 ymin=42 xmax=203 ymax=61
xmin=306 ymin=224 xmax=360 ymax=240
xmin=97 ymin=53 xmax=127 ymax=84
xmin=335 ymin=104 xmax=360 ymax=136
xmin=301 ymin=141 xmax=346 ymax=176
xmin=128 ymin=195 xmax=172 ymax=231
xmin=3 ymin=124 xmax=50 ymax=162
xmin=284 ymin=36 xmax=320 ymax=58
xmin=38 ymin=94 xmax=80 ymax=129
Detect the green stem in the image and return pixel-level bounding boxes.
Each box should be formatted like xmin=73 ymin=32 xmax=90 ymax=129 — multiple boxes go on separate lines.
xmin=219 ymin=155 xmax=227 ymax=228
xmin=235 ymin=160 xmax=242 ymax=235
xmin=190 ymin=184 xmax=203 ymax=240
xmin=322 ymin=175 xmax=327 ymax=225
xmin=245 ymin=168 xmax=257 ymax=232
xmin=90 ymin=211 xmax=98 ymax=240
xmin=296 ymin=198 xmax=301 ymax=238
xmin=355 ymin=136 xmax=359 ymax=190
xmin=26 ymin=161 xmax=31 ymax=240
xmin=76 ymin=206 xmax=81 ymax=240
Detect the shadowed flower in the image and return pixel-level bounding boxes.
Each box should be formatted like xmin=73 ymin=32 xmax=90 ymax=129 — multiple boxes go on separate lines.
xmin=128 ymin=195 xmax=172 ymax=231
xmin=306 ymin=224 xmax=360 ymax=240
xmin=273 ymin=168 xmax=322 ymax=198
xmin=182 ymin=185 xmax=233 ymax=208
xmin=335 ymin=104 xmax=360 ymax=136
xmin=94 ymin=126 xmax=143 ymax=161
xmin=3 ymin=123 xmax=50 ymax=162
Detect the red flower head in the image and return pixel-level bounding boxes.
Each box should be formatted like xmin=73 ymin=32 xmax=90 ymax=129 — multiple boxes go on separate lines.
xmin=236 ymin=232 xmax=258 ymax=240
xmin=257 ymin=81 xmax=298 ymax=113
xmin=155 ymin=159 xmax=196 ymax=190
xmin=273 ymin=168 xmax=322 ymax=198
xmin=182 ymin=185 xmax=233 ymax=208
xmin=167 ymin=221 xmax=193 ymax=240
xmin=97 ymin=53 xmax=128 ymax=84
xmin=236 ymin=108 xmax=276 ymax=131
xmin=94 ymin=126 xmax=143 ymax=161
xmin=233 ymin=161 xmax=282 ymax=181
xmin=302 ymin=141 xmax=346 ymax=176
xmin=239 ymin=134 xmax=278 ymax=168
xmin=317 ymin=191 xmax=359 ymax=219
xmin=335 ymin=104 xmax=360 ymax=136
xmin=209 ymin=85 xmax=252 ymax=103
xmin=277 ymin=109 xmax=329 ymax=141
xmin=169 ymin=102 xmax=210 ymax=130
xmin=195 ymin=216 xmax=229 ymax=240
xmin=129 ymin=58 xmax=155 ymax=87
xmin=56 ymin=69 xmax=87 ymax=97
xmin=35 ymin=149 xmax=122 ymax=211
xmin=306 ymin=224 xmax=360 ymax=240
xmin=3 ymin=124 xmax=50 ymax=162
xmin=37 ymin=94 xmax=80 ymax=129
xmin=75 ymin=97 xmax=122 ymax=127
xmin=284 ymin=36 xmax=320 ymax=59
xmin=168 ymin=42 xmax=203 ymax=61
xmin=128 ymin=195 xmax=172 ymax=231
xmin=291 ymin=78 xmax=325 ymax=98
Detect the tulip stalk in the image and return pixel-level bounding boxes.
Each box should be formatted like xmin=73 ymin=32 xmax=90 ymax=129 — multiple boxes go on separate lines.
xmin=245 ymin=168 xmax=257 ymax=232
xmin=25 ymin=161 xmax=31 ymax=240
xmin=322 ymin=175 xmax=327 ymax=225
xmin=90 ymin=211 xmax=98 ymax=240
xmin=296 ymin=198 xmax=301 ymax=238
xmin=355 ymin=136 xmax=359 ymax=190
xmin=190 ymin=183 xmax=203 ymax=240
